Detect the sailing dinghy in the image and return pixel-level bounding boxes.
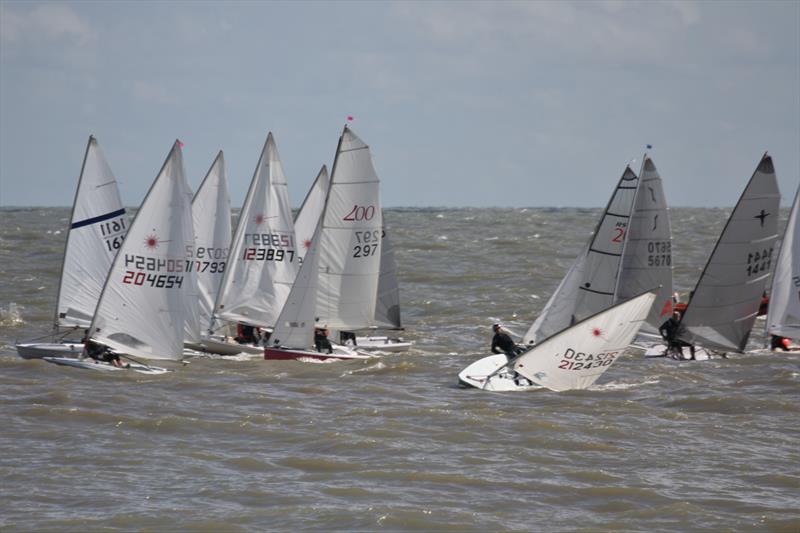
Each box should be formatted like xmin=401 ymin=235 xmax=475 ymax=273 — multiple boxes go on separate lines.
xmin=294 ymin=169 xmax=411 ymax=352
xmin=16 ymin=136 xmax=128 ymax=359
xmin=43 ymin=140 xmax=196 ymax=373
xmin=460 ymin=291 xmax=656 ymax=391
xmin=645 ymin=153 xmax=781 ymax=360
xmin=202 ymin=133 xmax=298 ymax=356
xmin=765 ymin=183 xmax=800 ymax=347
xmin=264 ymin=126 xmax=382 ymax=361
xmin=461 ymin=164 xmax=642 ymax=391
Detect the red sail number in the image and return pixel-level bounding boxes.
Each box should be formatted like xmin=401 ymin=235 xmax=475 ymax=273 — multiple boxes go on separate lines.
xmin=343 ymin=205 xmax=375 ymax=221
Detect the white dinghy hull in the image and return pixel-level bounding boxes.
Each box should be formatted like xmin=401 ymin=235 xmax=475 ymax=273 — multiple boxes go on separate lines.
xmin=16 ymin=342 xmax=84 ymax=360
xmin=458 ymin=353 xmax=540 ymax=391
xmin=43 ymin=356 xmax=171 ymax=374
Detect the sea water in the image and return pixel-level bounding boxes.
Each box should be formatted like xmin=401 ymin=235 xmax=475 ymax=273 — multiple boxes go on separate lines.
xmin=0 ymin=207 xmax=798 ymax=531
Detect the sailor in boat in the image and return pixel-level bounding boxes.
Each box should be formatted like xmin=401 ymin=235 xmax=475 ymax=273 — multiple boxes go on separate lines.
xmin=489 ymin=324 xmax=531 ymax=386
xmin=658 ymin=310 xmax=696 ymax=360
xmin=235 ymin=323 xmax=261 ymax=345
xmin=491 ymin=324 xmax=526 ymax=360
xmin=314 ymin=327 xmax=334 ymax=354
xmin=770 ymin=335 xmax=800 ymax=352
xmin=81 ymin=329 xmax=125 ymax=368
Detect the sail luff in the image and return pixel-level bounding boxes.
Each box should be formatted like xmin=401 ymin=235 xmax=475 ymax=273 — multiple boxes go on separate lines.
xmin=52 ymin=135 xmax=93 ymax=333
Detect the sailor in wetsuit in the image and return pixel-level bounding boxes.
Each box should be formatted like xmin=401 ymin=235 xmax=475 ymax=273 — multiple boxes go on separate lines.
xmin=490 ymin=324 xmax=530 ymax=386
xmin=82 ymin=331 xmax=124 ymax=367
xmin=658 ymin=310 xmax=696 ymax=360
xmin=314 ymin=327 xmax=333 ymax=354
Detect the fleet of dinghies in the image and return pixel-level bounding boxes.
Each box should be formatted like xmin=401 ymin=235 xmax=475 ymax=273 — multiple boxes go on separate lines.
xmin=14 ymin=133 xmax=795 ymax=382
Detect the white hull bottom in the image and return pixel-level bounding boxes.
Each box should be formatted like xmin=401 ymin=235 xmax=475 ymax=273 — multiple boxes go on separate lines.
xmin=43 ymin=356 xmax=171 ymax=374
xmin=348 ymin=336 xmax=413 ymax=352
xmin=643 ymin=344 xmax=725 ymax=361
xmin=16 ymin=342 xmax=84 ymax=360
xmin=458 ymin=353 xmax=541 ymax=392
xmin=187 ymin=336 xmax=264 ymax=356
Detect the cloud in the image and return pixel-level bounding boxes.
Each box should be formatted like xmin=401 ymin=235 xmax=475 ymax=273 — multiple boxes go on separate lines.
xmin=0 ymin=3 xmax=96 ymax=47
xmin=132 ymin=80 xmax=180 ymax=105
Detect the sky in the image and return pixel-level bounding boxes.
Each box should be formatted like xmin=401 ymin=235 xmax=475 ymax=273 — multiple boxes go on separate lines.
xmin=0 ymin=0 xmax=798 ymax=208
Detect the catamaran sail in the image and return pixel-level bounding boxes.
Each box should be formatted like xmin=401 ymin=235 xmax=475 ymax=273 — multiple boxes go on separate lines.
xmin=615 ymin=155 xmax=673 ymax=333
xmin=214 ymin=133 xmax=298 ymax=329
xmin=89 ymin=140 xmax=196 ymax=361
xmin=191 ymin=151 xmax=231 ymax=337
xmin=266 ymin=125 xmax=382 ymax=360
xmin=16 ymin=136 xmax=127 ymax=359
xmin=523 ymin=166 xmax=639 ymax=344
xmin=766 ymin=184 xmax=800 ymax=340
xmin=294 ymin=165 xmax=329 ymax=263
xmin=678 ymin=153 xmax=781 ymax=353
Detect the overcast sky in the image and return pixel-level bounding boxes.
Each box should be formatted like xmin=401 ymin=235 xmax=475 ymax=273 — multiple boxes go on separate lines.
xmin=1 ymin=1 xmax=798 ymax=208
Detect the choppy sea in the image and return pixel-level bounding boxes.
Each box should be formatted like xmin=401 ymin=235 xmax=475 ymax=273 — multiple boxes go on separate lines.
xmin=1 ymin=207 xmax=798 ymax=532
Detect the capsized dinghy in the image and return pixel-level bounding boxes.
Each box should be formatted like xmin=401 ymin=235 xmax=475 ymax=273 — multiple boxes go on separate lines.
xmin=460 ymin=291 xmax=656 ymax=391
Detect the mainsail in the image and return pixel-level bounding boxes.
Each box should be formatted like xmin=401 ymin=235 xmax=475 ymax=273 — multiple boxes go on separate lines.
xmin=294 ymin=166 xmax=329 ymax=263
xmin=615 ymin=155 xmax=673 ymax=333
xmin=315 ymin=126 xmax=383 ymax=330
xmin=214 ymin=133 xmax=298 ymax=328
xmin=55 ymin=136 xmax=127 ymax=329
xmin=523 ymin=166 xmax=639 ymax=343
xmin=512 ymin=291 xmax=656 ymax=391
xmin=679 ymin=153 xmax=781 ymax=352
xmin=191 ymin=151 xmax=231 ymax=336
xmin=766 ymin=184 xmax=800 ymax=339
xmin=374 ymin=226 xmax=402 ymax=329
xmin=89 ymin=141 xmax=196 ymax=360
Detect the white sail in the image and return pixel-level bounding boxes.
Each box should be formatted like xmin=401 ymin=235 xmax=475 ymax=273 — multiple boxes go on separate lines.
xmin=523 ymin=166 xmax=638 ymax=343
xmin=191 ymin=151 xmax=231 ymax=336
xmin=679 ymin=153 xmax=781 ymax=352
xmin=214 ymin=133 xmax=298 ymax=328
xmin=375 ymin=226 xmax=402 ymax=329
xmin=294 ymin=165 xmax=329 ymax=262
xmin=89 ymin=141 xmax=196 ymax=360
xmin=522 ymin=246 xmax=587 ymax=344
xmin=513 ymin=291 xmax=656 ymax=391
xmin=767 ymin=184 xmax=800 ymax=339
xmin=315 ymin=126 xmax=383 ymax=330
xmin=615 ymin=155 xmax=674 ymax=333
xmin=55 ymin=136 xmax=127 ymax=329
xmin=270 ymin=215 xmax=324 ymax=350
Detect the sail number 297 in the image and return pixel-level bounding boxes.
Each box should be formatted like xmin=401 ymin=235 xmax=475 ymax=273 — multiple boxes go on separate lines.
xmin=353 ymin=230 xmax=380 ymax=258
